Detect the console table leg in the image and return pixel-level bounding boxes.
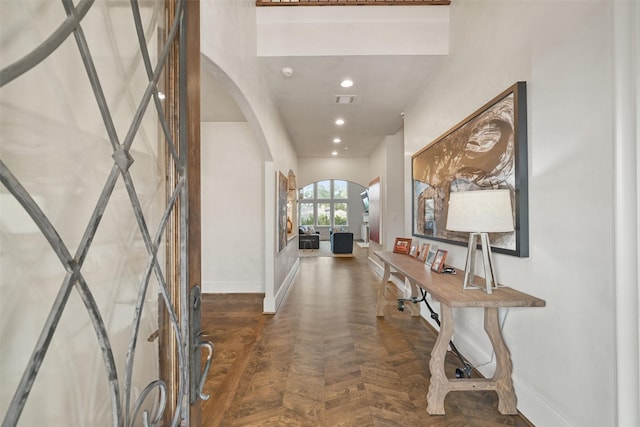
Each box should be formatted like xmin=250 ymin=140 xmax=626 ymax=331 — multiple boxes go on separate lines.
xmin=408 ymin=279 xmax=421 ymax=317
xmin=376 ymin=262 xmax=391 ymax=317
xmin=484 ymin=307 xmax=518 ymax=414
xmin=427 ymin=304 xmax=454 ymax=414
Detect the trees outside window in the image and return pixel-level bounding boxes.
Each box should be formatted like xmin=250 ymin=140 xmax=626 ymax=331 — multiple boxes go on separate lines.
xmin=333 ymin=180 xmax=347 ymax=199
xmin=333 ymin=202 xmax=348 ymax=225
xmin=317 ymin=180 xmax=331 ymax=199
xmin=300 ymin=184 xmax=314 ymax=200
xmin=300 ymin=202 xmax=315 ymax=225
xmin=297 ymin=180 xmax=349 ymax=228
xmin=317 ymin=203 xmax=331 ymax=226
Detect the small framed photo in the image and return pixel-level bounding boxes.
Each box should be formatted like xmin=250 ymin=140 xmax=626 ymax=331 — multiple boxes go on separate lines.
xmin=417 ymin=243 xmax=429 ymax=262
xmin=393 ymin=237 xmax=412 ymax=255
xmin=431 ymin=249 xmax=448 ymax=273
xmin=409 ymin=245 xmax=417 ymax=257
xmin=424 ymin=245 xmax=438 ymax=268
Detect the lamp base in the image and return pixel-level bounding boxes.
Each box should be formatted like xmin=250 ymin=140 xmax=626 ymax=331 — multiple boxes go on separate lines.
xmin=462 ymin=232 xmax=499 ymax=294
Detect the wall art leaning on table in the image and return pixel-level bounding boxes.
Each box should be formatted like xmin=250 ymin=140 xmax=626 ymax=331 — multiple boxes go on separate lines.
xmin=412 ymin=81 xmax=529 ymax=257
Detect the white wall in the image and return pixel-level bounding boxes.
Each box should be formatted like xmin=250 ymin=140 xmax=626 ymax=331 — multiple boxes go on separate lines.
xmin=257 ymin=5 xmax=449 ymax=57
xmin=200 ymin=0 xmax=299 ymax=312
xmin=613 ymin=2 xmax=640 ymax=425
xmin=403 ymin=2 xmax=628 ymax=426
xmin=201 ymin=123 xmax=264 ymax=293
xmin=369 ymin=130 xmax=405 ymax=251
xmin=298 ymin=157 xmax=370 ymax=188
xmin=200 ymin=0 xmax=298 ymax=171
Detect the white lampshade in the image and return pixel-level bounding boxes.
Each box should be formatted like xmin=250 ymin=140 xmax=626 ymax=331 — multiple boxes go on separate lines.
xmin=446 ymin=189 xmax=514 ymax=233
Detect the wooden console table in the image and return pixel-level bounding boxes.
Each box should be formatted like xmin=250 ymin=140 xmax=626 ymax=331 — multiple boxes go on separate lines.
xmin=374 ymin=251 xmax=545 ymax=415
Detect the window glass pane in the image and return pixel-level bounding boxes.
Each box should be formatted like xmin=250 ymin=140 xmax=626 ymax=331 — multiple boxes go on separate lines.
xmin=333 ymin=202 xmax=348 ymax=225
xmin=300 ymin=184 xmax=314 ymax=200
xmin=333 ymin=180 xmax=348 ymax=199
xmin=317 ymin=203 xmax=331 ymax=226
xmin=317 ymin=180 xmax=331 ymax=199
xmin=300 ymin=203 xmax=315 ymax=225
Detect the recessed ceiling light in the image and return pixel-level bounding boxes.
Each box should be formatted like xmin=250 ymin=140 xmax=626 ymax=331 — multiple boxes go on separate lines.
xmin=333 ymin=138 xmax=341 ymax=143
xmin=331 ymin=151 xmax=338 ymax=156
xmin=335 ymin=118 xmax=345 ymax=126
xmin=282 ymin=67 xmax=294 ymax=78
xmin=341 ymin=79 xmax=353 ymax=88
xmin=344 ymin=147 xmax=350 ymax=150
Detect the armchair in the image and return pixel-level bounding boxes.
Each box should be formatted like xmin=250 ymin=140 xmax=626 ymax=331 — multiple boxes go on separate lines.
xmin=298 ymin=226 xmax=320 ymax=250
xmin=330 ymin=232 xmax=353 ymax=254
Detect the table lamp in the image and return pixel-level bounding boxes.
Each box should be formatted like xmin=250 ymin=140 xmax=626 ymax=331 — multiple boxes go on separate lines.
xmin=445 ymin=189 xmax=514 ymax=294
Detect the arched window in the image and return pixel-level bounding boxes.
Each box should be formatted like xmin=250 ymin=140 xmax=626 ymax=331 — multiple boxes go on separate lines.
xmin=299 ymin=180 xmax=349 ymax=227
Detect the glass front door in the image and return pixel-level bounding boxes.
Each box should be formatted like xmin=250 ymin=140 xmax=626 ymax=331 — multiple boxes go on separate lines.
xmin=0 ymin=1 xmax=201 ymax=425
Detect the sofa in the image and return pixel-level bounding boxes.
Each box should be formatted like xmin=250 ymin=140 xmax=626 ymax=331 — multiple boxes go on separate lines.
xmin=330 ymin=232 xmax=353 ymax=254
xmin=298 ymin=226 xmax=320 ymax=250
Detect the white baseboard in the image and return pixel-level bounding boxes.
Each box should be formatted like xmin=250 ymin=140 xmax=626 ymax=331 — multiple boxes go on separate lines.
xmin=263 ymin=258 xmax=300 ymax=313
xmin=512 ymin=376 xmax=573 ymax=427
xmin=451 ymin=334 xmax=567 ymax=424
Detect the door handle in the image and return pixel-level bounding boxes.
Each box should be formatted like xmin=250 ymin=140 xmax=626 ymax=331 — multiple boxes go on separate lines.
xmin=190 ymin=285 xmax=214 ymax=404
xmin=195 ymin=337 xmax=214 ymax=401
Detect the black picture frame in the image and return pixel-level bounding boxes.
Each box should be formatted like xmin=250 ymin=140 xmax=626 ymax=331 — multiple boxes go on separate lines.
xmin=411 ymin=82 xmax=528 ymax=257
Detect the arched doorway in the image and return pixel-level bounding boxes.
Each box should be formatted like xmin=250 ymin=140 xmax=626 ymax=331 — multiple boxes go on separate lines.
xmin=1 ymin=1 xmax=204 ymax=425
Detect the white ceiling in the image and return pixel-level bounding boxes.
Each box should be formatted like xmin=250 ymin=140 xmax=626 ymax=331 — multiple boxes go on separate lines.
xmin=200 ymin=5 xmax=449 ymax=159
xmin=258 ymin=55 xmax=444 ymax=158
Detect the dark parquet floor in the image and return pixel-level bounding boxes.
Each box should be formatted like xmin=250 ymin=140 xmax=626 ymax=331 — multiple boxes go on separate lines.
xmin=201 ymin=243 xmax=534 ymax=426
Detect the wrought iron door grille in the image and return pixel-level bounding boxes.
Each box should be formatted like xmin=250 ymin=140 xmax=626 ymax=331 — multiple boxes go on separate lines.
xmin=0 ymin=1 xmax=190 ymax=426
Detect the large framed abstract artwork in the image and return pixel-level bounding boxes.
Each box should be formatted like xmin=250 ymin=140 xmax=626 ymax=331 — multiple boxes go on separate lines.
xmin=412 ymin=82 xmax=528 ymax=257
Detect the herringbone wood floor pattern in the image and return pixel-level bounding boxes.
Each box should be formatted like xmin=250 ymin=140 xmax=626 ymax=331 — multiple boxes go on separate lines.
xmin=201 ymin=244 xmax=534 ymax=426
